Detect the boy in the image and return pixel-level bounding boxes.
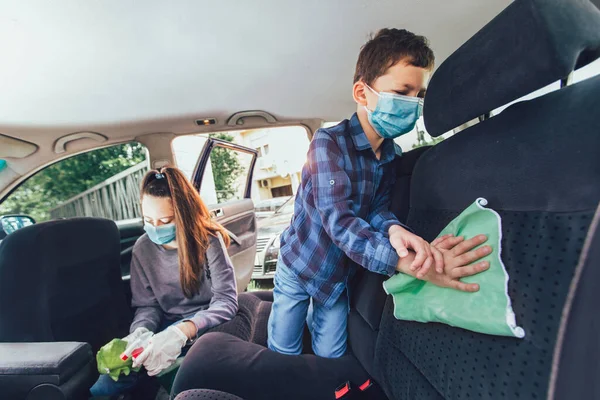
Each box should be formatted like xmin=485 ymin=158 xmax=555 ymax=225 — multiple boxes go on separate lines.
xmin=267 ymin=29 xmax=457 ymax=358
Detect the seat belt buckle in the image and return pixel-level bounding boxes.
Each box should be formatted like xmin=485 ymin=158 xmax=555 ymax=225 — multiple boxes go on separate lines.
xmin=359 ymin=379 xmax=372 ymax=392
xmin=335 ymin=379 xmax=378 ymax=399
xmin=334 ymin=381 xmax=353 ymax=399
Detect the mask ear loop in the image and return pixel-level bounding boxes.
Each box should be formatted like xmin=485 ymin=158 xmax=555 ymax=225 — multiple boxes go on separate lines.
xmin=363 ymin=83 xmax=380 ymax=113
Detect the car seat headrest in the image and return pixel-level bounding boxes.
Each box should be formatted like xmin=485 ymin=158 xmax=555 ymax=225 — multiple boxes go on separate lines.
xmin=424 ymin=0 xmax=600 ymax=137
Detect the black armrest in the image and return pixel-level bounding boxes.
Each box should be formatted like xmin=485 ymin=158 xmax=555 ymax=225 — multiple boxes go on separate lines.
xmin=0 ymin=342 xmax=95 ymax=400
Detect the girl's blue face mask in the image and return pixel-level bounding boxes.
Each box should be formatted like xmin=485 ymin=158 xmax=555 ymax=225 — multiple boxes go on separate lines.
xmin=144 ymin=222 xmax=176 ymax=245
xmin=364 ymin=84 xmax=424 ymax=139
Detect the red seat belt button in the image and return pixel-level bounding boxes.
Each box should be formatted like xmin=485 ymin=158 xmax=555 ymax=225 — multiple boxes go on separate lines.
xmin=359 ymin=379 xmax=372 ymax=391
xmin=335 ymin=382 xmax=351 ymax=399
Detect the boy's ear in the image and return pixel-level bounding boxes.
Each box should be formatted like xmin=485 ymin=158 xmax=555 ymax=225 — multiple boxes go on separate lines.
xmin=353 ymin=81 xmax=368 ymax=107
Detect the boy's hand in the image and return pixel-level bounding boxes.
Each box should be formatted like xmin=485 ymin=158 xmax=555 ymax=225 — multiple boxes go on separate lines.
xmin=388 ymin=225 xmax=443 ymax=278
xmin=395 ymin=234 xmax=491 ymax=292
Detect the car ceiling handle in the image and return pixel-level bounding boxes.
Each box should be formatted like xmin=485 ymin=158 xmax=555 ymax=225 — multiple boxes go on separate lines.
xmin=54 ymin=132 xmax=108 ymax=154
xmin=227 ymin=111 xmax=277 ymax=126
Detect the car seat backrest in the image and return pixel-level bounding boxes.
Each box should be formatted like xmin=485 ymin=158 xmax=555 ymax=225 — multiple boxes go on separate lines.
xmin=347 ymin=146 xmax=430 ymax=378
xmin=372 ymin=0 xmax=600 ymax=399
xmin=0 ymin=218 xmax=131 ymax=352
xmin=549 ymin=203 xmax=600 ymax=400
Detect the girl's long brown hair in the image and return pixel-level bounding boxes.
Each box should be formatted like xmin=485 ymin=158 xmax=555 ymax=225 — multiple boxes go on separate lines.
xmin=140 ymin=166 xmax=230 ymax=298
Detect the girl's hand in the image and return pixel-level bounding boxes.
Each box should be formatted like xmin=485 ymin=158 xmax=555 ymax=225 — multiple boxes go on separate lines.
xmin=122 ymin=326 xmax=151 ymax=344
xmin=177 ymin=321 xmax=198 ymax=340
xmin=132 ymin=326 xmax=188 ymax=376
xmin=427 ymin=234 xmax=491 ymax=292
xmin=395 ymin=234 xmax=491 ymax=292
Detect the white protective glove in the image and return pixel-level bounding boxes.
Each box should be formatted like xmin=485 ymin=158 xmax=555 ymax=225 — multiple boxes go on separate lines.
xmin=122 ymin=327 xmax=151 ymax=344
xmin=132 ymin=325 xmax=188 ymax=376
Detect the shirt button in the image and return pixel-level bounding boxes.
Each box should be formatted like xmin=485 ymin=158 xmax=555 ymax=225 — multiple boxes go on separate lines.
xmin=329 ymin=179 xmax=335 ymax=185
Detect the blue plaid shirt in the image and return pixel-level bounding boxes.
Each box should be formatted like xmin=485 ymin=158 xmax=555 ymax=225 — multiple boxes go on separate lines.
xmin=280 ymin=114 xmax=403 ymax=309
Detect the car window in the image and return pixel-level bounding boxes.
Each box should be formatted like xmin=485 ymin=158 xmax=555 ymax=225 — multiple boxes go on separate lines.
xmin=210 ymin=144 xmax=255 ymax=205
xmin=0 ymin=143 xmax=148 ymax=222
xmin=393 ymin=118 xmax=449 ymax=151
xmin=325 ymin=120 xmax=448 ymax=151
xmin=173 ymin=126 xmax=310 ymax=206
xmin=275 ymin=196 xmax=295 ymax=214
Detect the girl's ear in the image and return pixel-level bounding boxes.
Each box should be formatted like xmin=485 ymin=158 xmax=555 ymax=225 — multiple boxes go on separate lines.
xmin=353 ymin=81 xmax=368 ymax=107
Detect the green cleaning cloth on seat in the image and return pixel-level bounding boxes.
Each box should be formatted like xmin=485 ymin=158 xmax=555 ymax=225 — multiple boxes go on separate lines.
xmin=96 ymin=339 xmax=141 ymax=381
xmin=383 ymin=198 xmax=525 ymax=338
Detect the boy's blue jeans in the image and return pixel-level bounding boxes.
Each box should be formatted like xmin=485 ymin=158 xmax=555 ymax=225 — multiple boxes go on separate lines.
xmin=268 ymin=258 xmax=348 ymax=358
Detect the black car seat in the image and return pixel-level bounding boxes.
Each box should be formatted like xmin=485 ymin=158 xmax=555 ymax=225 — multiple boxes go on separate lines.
xmin=373 ymin=0 xmax=600 ymax=399
xmin=0 ymin=218 xmax=131 ymax=352
xmin=548 ymin=203 xmax=600 ymax=400
xmin=347 ymin=145 xmax=431 ymax=379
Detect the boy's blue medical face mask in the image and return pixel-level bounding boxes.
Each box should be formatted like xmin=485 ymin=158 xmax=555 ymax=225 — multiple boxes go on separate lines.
xmin=144 ymin=222 xmax=176 ymax=245
xmin=364 ymin=84 xmax=424 ymax=139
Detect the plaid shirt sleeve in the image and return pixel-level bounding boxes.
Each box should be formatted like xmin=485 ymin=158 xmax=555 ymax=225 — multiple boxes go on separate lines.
xmin=368 ymin=190 xmax=402 ymax=235
xmin=367 ymin=171 xmax=413 ymax=234
xmin=308 ymin=131 xmax=399 ymax=276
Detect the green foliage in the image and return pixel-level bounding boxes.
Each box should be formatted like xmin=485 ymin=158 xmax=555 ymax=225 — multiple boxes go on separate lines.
xmin=209 ymin=133 xmax=244 ymax=203
xmin=0 ymin=143 xmax=146 ymax=222
xmin=412 ymin=128 xmax=445 ymax=149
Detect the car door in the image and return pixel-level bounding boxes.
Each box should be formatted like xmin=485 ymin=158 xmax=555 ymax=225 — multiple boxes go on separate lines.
xmin=116 ymin=218 xmax=145 ymax=278
xmin=192 ymin=137 xmax=258 ymax=292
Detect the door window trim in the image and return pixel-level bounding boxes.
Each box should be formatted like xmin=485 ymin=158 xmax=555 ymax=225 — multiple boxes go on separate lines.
xmin=191 ymin=138 xmax=258 ymax=200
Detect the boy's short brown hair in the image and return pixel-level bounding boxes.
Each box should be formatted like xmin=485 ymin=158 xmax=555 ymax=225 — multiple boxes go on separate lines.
xmin=353 ymin=28 xmax=435 ymax=85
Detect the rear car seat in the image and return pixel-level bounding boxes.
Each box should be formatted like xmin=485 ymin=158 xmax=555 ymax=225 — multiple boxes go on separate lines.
xmin=549 ymin=204 xmax=600 ymax=400
xmin=374 ymin=0 xmax=600 ymax=399
xmin=348 ymin=146 xmax=431 ymax=379
xmin=172 ymin=0 xmax=600 ymax=398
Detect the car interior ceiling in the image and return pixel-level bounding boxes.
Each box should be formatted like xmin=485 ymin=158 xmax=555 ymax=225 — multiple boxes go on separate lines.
xmin=0 ymin=0 xmax=599 ymax=399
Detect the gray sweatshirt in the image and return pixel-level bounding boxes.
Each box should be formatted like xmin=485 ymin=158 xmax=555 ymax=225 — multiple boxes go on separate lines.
xmin=129 ymin=232 xmax=238 ymax=335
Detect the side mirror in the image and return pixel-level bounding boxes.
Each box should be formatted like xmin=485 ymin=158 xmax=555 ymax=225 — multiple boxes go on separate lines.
xmin=0 ymin=215 xmax=36 ymax=238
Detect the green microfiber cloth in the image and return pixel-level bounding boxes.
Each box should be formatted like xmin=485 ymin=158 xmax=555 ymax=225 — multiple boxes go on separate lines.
xmin=383 ymin=198 xmax=525 ymax=338
xmin=96 ymin=339 xmax=141 ymax=381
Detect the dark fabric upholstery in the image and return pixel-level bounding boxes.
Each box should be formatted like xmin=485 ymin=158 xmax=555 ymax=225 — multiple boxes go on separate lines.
xmin=373 ymin=0 xmax=600 ymax=396
xmin=377 ymin=209 xmax=593 ymax=399
xmin=244 ymin=290 xmax=273 ymax=302
xmin=374 ymin=26 xmax=600 ymax=400
xmin=424 ymin=0 xmax=600 ymax=136
xmin=346 ymin=147 xmax=430 ymax=378
xmin=0 ymin=342 xmax=96 ymax=400
xmin=550 ymin=204 xmax=600 ymax=400
xmin=389 ymin=146 xmax=431 ymax=223
xmin=207 ymin=293 xmax=272 ymax=346
xmin=416 ymin=75 xmax=600 ymax=213
xmin=175 ymin=389 xmax=244 ymax=400
xmin=0 ymin=218 xmax=131 ymax=353
xmin=172 ymin=332 xmax=381 ymax=400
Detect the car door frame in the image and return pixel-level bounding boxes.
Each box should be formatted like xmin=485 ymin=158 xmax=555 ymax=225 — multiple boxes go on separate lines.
xmin=191 ymin=137 xmax=258 ymax=292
